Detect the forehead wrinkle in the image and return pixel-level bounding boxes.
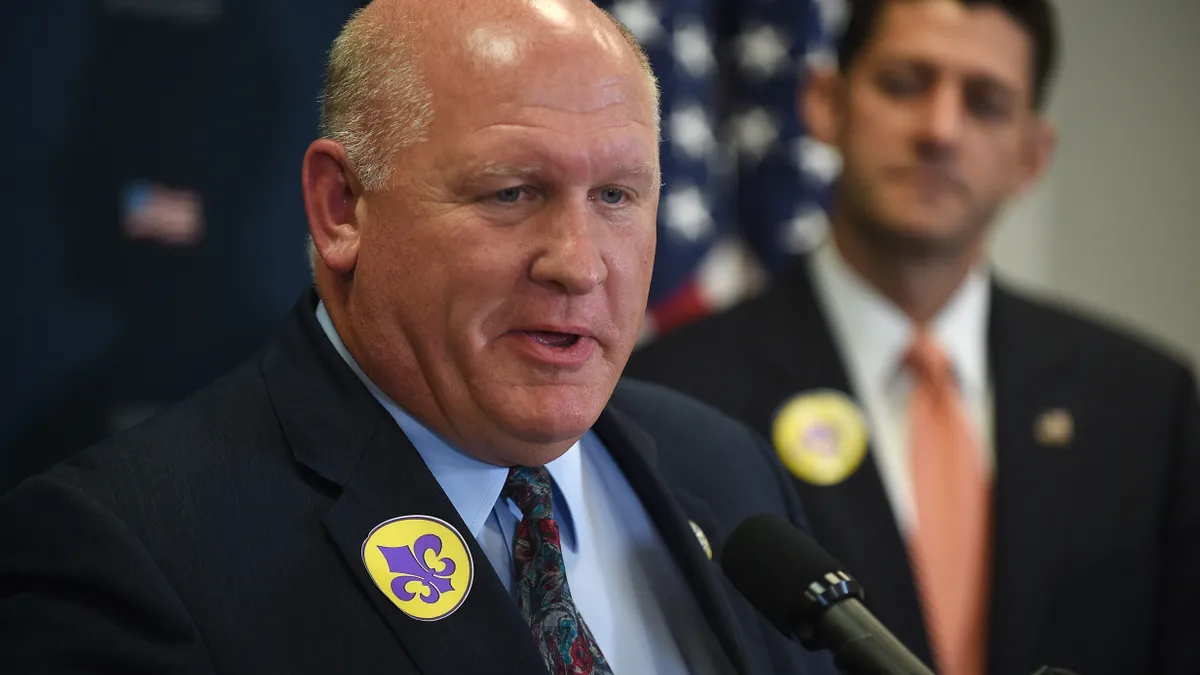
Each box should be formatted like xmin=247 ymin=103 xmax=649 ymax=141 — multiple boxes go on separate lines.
xmin=474 ymin=162 xmax=544 ymax=179
xmin=458 ymin=141 xmax=657 ymax=189
xmin=514 ymin=75 xmax=636 ymax=111
xmin=470 ymin=161 xmax=655 ymax=179
xmin=606 ymin=159 xmax=659 ymax=180
xmin=466 ymin=110 xmax=657 ymax=146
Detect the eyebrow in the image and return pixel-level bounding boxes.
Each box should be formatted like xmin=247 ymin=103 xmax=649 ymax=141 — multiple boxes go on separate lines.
xmin=469 ymin=159 xmax=660 ymax=182
xmin=879 ymin=55 xmax=1024 ymax=91
xmin=473 ymin=162 xmax=544 ymax=179
xmin=610 ymin=160 xmax=661 ymax=182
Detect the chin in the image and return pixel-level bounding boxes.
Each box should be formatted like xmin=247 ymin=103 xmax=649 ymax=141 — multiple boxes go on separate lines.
xmin=483 ymin=385 xmax=606 ymax=441
xmin=864 ymin=211 xmax=976 ymax=256
xmin=509 ymin=405 xmax=599 ymax=444
xmin=490 ymin=439 xmax=579 ymax=469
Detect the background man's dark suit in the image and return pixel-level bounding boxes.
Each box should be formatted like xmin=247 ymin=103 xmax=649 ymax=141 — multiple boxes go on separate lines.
xmin=626 ymin=256 xmax=1200 ymax=675
xmin=0 ymin=290 xmax=837 ymax=675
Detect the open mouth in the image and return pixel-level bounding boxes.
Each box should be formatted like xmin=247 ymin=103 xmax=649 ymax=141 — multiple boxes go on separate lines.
xmin=523 ymin=331 xmax=582 ymax=348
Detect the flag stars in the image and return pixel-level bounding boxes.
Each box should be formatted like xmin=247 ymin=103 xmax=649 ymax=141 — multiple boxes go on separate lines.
xmin=783 ymin=207 xmax=829 ymax=253
xmin=669 ymin=103 xmax=716 ymax=161
xmin=732 ymin=108 xmax=781 ymax=164
xmin=673 ymin=19 xmax=715 ymax=78
xmin=664 ymin=185 xmax=714 ymax=242
xmin=794 ymin=136 xmax=842 ymax=181
xmin=814 ymin=0 xmax=849 ymax=35
xmin=610 ymin=0 xmax=664 ymax=46
xmin=736 ymin=25 xmax=792 ymax=80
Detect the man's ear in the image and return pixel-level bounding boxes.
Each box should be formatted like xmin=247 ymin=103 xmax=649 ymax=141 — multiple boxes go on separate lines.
xmin=799 ymin=66 xmax=843 ymax=147
xmin=303 ymin=139 xmax=364 ymax=274
xmin=1015 ymin=116 xmax=1058 ymax=196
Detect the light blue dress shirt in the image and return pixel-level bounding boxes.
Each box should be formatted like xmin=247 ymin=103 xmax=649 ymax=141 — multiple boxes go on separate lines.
xmin=316 ymin=303 xmax=727 ymax=674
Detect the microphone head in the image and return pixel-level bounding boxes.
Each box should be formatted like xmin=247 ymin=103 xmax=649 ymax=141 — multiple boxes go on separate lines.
xmin=721 ymin=514 xmax=858 ymax=639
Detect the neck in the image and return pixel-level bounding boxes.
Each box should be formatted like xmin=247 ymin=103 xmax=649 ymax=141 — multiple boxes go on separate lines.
xmin=830 ymin=218 xmax=984 ymax=325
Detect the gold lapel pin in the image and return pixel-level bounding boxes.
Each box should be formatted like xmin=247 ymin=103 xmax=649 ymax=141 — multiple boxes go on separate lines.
xmin=1035 ymin=408 xmax=1074 ymax=446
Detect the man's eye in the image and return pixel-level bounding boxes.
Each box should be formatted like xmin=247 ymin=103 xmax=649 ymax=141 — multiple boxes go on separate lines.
xmin=597 ymin=188 xmax=627 ymax=205
xmin=495 ymin=187 xmax=524 ymax=203
xmin=966 ymin=85 xmax=1016 ymax=121
xmin=878 ymin=72 xmax=926 ymax=98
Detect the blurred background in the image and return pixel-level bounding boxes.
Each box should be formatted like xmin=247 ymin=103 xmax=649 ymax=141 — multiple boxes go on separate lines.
xmin=3 ymin=0 xmax=1197 ymax=492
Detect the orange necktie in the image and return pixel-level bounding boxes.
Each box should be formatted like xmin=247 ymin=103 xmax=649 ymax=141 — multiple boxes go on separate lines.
xmin=905 ymin=330 xmax=991 ymax=675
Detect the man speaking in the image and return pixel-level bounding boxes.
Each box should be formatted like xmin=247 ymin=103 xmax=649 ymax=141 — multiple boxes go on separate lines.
xmin=0 ymin=1 xmax=840 ymax=674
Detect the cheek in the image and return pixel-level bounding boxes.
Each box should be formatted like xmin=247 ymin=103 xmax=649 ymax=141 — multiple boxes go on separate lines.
xmin=840 ymin=134 xmax=893 ymax=195
xmin=604 ymin=233 xmax=655 ymax=340
xmin=443 ymin=246 xmax=531 ymax=348
xmin=845 ymin=95 xmax=904 ymax=150
xmin=966 ymin=135 xmax=1024 ymax=194
xmin=610 ymin=225 xmax=655 ymax=292
xmin=360 ymin=222 xmax=472 ymax=346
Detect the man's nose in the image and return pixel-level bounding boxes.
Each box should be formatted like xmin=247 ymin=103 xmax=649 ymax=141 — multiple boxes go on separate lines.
xmin=528 ymin=200 xmax=608 ymax=296
xmin=915 ymin=82 xmax=966 ymax=159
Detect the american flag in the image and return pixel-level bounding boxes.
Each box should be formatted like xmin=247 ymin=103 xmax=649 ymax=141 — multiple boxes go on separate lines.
xmin=592 ymin=0 xmax=847 ymax=341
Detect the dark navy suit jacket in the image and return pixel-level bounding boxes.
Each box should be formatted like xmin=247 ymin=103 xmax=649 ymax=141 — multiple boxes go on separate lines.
xmin=0 ymin=290 xmax=839 ymax=675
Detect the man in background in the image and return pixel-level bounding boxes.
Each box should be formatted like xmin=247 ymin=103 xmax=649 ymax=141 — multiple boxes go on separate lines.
xmin=627 ymin=1 xmax=1200 ymax=673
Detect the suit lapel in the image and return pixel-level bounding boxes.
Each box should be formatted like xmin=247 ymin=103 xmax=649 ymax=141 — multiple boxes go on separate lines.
xmin=745 ymin=259 xmax=934 ymax=666
xmin=986 ymin=283 xmax=1083 ymax=675
xmin=262 ymin=290 xmax=546 ymax=675
xmin=592 ymin=407 xmax=747 ymax=675
xmin=321 ymin=423 xmax=546 ymax=675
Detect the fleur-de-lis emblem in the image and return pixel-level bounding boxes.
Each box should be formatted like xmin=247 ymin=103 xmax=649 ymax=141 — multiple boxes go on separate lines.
xmin=363 ymin=515 xmax=473 ymax=620
xmin=379 ymin=533 xmax=457 ymax=604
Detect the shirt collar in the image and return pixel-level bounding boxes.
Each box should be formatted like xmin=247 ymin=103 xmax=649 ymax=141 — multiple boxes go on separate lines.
xmin=314 ymin=301 xmax=582 ymax=550
xmin=809 ymin=235 xmax=990 ymax=395
xmin=543 ymin=436 xmax=585 ymax=553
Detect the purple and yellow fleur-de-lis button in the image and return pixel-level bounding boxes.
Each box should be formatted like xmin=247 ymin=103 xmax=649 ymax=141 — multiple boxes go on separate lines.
xmin=361 ymin=515 xmax=475 ymax=621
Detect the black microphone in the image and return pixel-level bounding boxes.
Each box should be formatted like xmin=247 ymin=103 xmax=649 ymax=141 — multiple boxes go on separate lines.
xmin=721 ymin=514 xmax=934 ymax=675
